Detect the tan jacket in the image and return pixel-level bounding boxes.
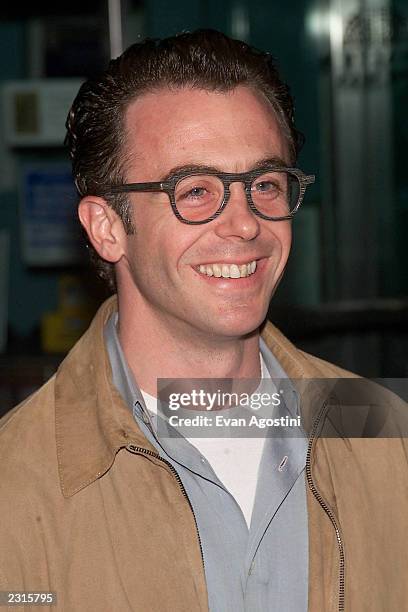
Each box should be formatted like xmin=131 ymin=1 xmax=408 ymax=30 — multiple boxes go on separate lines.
xmin=1 ymin=296 xmax=407 ymax=611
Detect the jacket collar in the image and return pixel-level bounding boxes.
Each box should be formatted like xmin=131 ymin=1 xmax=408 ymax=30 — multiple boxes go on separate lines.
xmin=55 ymin=296 xmax=327 ymax=497
xmin=55 ymin=296 xmax=157 ymax=497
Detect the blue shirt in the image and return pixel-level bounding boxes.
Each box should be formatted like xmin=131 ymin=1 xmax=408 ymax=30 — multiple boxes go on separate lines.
xmin=105 ymin=314 xmax=309 ymax=611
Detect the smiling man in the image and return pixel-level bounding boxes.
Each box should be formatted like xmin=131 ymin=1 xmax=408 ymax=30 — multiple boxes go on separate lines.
xmin=1 ymin=29 xmax=408 ymax=612
xmin=85 ymin=85 xmax=300 ymax=388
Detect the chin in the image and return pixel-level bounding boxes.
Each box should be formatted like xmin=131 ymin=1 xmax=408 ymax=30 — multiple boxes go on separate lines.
xmin=207 ymin=311 xmax=265 ymax=339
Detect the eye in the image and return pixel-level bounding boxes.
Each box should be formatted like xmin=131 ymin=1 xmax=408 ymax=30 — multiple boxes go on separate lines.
xmin=176 ymin=179 xmax=216 ymax=201
xmin=254 ymin=180 xmax=280 ymax=194
xmin=184 ymin=186 xmax=208 ymax=198
xmin=175 ymin=175 xmax=223 ymax=210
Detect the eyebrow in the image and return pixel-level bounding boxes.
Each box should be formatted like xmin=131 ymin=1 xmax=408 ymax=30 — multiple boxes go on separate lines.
xmin=159 ymin=156 xmax=289 ymax=182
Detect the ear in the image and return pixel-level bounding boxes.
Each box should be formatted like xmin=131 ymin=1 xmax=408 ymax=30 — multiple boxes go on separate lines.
xmin=78 ymin=196 xmax=126 ymax=263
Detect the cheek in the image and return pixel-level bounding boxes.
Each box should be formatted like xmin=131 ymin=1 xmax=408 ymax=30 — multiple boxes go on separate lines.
xmin=282 ymin=229 xmax=292 ymax=257
xmin=125 ymin=223 xmax=193 ymax=281
xmin=266 ymin=222 xmax=292 ymax=257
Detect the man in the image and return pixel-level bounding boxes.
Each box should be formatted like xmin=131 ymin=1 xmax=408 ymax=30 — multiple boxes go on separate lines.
xmin=0 ymin=29 xmax=407 ymax=612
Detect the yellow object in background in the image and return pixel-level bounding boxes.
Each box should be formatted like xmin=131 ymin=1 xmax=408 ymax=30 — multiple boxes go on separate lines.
xmin=41 ymin=276 xmax=95 ymax=354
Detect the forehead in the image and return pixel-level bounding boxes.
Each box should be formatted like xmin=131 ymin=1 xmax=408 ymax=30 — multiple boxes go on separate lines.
xmin=123 ymin=85 xmax=289 ymax=179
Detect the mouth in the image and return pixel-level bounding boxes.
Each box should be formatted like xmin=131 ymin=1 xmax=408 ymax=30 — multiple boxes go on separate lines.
xmin=195 ymin=259 xmax=258 ymax=279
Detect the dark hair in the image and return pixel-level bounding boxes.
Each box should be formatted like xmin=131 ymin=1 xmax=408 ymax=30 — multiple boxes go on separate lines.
xmin=65 ymin=29 xmax=304 ymax=291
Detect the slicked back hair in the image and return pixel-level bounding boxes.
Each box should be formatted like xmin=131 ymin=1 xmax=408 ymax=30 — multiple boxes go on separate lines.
xmin=65 ymin=29 xmax=304 ymax=291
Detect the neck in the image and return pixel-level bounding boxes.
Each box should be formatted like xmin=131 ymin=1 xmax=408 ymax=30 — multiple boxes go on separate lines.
xmin=117 ymin=292 xmax=261 ymax=397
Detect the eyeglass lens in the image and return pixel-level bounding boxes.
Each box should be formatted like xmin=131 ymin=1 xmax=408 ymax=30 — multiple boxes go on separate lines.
xmin=173 ymin=170 xmax=301 ymax=222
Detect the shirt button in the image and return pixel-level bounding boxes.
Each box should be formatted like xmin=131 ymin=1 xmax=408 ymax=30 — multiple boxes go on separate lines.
xmin=200 ymin=456 xmax=206 ymax=464
xmin=278 ymin=455 xmax=289 ymax=471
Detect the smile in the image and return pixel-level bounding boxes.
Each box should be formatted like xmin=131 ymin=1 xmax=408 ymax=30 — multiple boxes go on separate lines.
xmin=197 ymin=260 xmax=257 ymax=278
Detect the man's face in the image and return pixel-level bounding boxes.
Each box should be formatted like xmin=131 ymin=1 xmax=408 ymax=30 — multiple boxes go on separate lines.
xmin=118 ymin=85 xmax=292 ymax=339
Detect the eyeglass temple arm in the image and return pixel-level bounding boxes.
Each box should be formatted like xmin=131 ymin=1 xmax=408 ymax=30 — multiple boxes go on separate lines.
xmin=104 ymin=181 xmax=166 ymax=195
xmin=303 ymin=174 xmax=316 ymax=185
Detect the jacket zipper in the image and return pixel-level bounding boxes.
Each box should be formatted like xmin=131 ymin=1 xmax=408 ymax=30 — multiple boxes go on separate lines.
xmin=128 ymin=405 xmax=344 ymax=610
xmin=305 ymin=401 xmax=345 ymax=612
xmin=126 ymin=443 xmax=205 ymax=570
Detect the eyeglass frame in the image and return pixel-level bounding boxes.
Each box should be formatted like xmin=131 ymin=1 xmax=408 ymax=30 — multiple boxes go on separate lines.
xmin=101 ymin=165 xmax=316 ymax=225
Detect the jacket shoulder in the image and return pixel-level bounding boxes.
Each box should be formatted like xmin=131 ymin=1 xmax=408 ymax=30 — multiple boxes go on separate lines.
xmin=261 ymin=319 xmax=360 ymax=379
xmin=298 ymin=349 xmax=359 ymax=378
xmin=0 ymin=376 xmax=57 ymax=475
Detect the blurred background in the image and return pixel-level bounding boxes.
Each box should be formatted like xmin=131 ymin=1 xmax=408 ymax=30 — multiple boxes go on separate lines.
xmin=1 ymin=0 xmax=407 ymax=414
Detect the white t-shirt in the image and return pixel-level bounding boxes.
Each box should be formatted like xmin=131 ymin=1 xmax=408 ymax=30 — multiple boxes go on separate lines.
xmin=141 ymin=354 xmax=273 ymax=527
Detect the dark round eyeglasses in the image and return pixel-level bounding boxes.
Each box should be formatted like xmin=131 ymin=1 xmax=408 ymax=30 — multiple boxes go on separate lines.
xmin=101 ymin=165 xmax=316 ymax=225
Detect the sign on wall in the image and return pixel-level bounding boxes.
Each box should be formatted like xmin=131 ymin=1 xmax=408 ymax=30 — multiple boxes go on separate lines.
xmin=20 ymin=163 xmax=81 ymax=266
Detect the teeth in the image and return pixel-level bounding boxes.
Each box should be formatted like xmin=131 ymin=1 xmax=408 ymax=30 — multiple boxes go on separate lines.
xmin=221 ymin=265 xmax=230 ymax=278
xmin=198 ymin=260 xmax=257 ymax=278
xmin=213 ymin=264 xmax=222 ymax=277
xmin=230 ymin=264 xmax=240 ymax=279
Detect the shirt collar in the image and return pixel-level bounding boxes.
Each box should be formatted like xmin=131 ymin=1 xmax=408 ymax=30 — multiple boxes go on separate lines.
xmin=104 ymin=312 xmax=145 ymax=412
xmin=105 ymin=312 xmax=301 ymax=420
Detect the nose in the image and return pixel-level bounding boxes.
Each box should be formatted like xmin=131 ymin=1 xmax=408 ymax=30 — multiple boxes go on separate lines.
xmin=214 ymin=181 xmax=261 ymax=241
